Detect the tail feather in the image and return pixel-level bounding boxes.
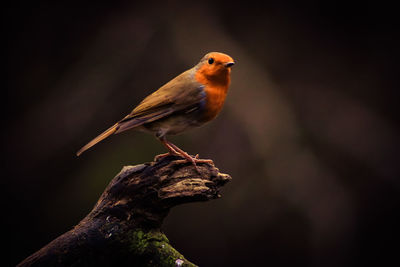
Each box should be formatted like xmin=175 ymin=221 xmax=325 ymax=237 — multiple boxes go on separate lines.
xmin=76 ymin=108 xmax=174 ymax=156
xmin=76 ymin=124 xmax=118 ymax=156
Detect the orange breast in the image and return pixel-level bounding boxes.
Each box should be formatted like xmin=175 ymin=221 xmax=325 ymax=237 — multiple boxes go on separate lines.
xmin=194 ymin=62 xmax=231 ymax=122
xmin=201 ymin=85 xmax=228 ymax=122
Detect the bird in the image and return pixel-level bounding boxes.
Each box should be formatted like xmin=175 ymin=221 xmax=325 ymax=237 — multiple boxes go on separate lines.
xmin=76 ymin=52 xmax=235 ymax=166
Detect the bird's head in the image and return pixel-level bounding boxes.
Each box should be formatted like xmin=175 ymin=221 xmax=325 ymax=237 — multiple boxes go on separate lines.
xmin=195 ymin=52 xmax=235 ymax=84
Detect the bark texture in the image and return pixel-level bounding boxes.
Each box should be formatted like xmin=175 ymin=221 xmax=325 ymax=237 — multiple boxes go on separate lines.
xmin=18 ymin=155 xmax=231 ymax=267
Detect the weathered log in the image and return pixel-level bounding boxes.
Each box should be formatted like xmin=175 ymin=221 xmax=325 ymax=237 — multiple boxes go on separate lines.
xmin=18 ymin=155 xmax=231 ymax=267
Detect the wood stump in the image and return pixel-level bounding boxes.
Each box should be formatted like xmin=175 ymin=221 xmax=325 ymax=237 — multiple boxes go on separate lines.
xmin=18 ymin=155 xmax=231 ymax=267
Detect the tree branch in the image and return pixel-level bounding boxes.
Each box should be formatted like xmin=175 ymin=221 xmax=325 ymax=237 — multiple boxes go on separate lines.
xmin=18 ymin=155 xmax=231 ymax=267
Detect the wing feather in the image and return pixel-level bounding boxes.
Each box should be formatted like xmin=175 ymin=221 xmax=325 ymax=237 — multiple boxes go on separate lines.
xmin=116 ymin=68 xmax=205 ymax=128
xmin=76 ymin=67 xmax=205 ymax=155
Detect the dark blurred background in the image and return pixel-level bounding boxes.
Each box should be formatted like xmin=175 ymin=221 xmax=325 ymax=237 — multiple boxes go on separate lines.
xmin=4 ymin=1 xmax=399 ymax=266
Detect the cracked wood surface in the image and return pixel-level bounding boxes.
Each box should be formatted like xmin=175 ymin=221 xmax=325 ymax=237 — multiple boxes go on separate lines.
xmin=18 ymin=155 xmax=231 ymax=267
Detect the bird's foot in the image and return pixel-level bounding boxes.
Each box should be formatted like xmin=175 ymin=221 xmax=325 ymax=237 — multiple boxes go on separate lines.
xmin=154 ymin=151 xmax=181 ymax=162
xmin=155 ymin=152 xmax=213 ymax=173
xmin=192 ymin=154 xmax=214 ymax=164
xmin=157 ymin=137 xmax=213 ymax=172
xmin=174 ymin=154 xmax=214 ymax=174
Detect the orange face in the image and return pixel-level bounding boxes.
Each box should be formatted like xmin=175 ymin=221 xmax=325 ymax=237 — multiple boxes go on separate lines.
xmin=195 ymin=52 xmax=235 ymax=85
xmin=195 ymin=52 xmax=235 ymax=122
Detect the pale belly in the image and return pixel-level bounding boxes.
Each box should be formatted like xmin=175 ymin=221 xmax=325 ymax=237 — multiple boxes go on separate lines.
xmin=139 ymin=113 xmax=205 ymax=137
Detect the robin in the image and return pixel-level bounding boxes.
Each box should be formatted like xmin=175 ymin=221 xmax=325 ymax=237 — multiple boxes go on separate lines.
xmin=77 ymin=52 xmax=235 ymax=166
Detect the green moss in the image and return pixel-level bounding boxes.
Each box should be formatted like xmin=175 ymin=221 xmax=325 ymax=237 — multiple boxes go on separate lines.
xmin=127 ymin=229 xmax=196 ymax=267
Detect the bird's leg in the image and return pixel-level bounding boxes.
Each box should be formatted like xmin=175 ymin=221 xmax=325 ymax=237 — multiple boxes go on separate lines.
xmin=154 ymin=136 xmax=182 ymax=161
xmin=166 ymin=141 xmax=213 ymax=165
xmin=156 ymin=135 xmax=213 ymax=170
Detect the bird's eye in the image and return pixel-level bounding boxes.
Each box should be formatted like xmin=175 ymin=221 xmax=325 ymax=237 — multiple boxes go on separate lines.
xmin=208 ymin=58 xmax=214 ymax=64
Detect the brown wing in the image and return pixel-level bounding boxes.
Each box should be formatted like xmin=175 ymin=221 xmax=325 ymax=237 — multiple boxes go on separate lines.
xmin=77 ymin=68 xmax=205 ymax=156
xmin=114 ymin=68 xmax=205 ymax=133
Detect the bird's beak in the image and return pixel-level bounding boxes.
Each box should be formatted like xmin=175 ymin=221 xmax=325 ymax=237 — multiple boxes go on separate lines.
xmin=224 ymin=62 xmax=235 ymax=68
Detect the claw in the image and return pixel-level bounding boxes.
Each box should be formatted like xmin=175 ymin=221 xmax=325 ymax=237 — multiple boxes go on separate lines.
xmin=157 ymin=136 xmax=213 ymax=172
xmin=154 ymin=152 xmax=179 ymax=162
